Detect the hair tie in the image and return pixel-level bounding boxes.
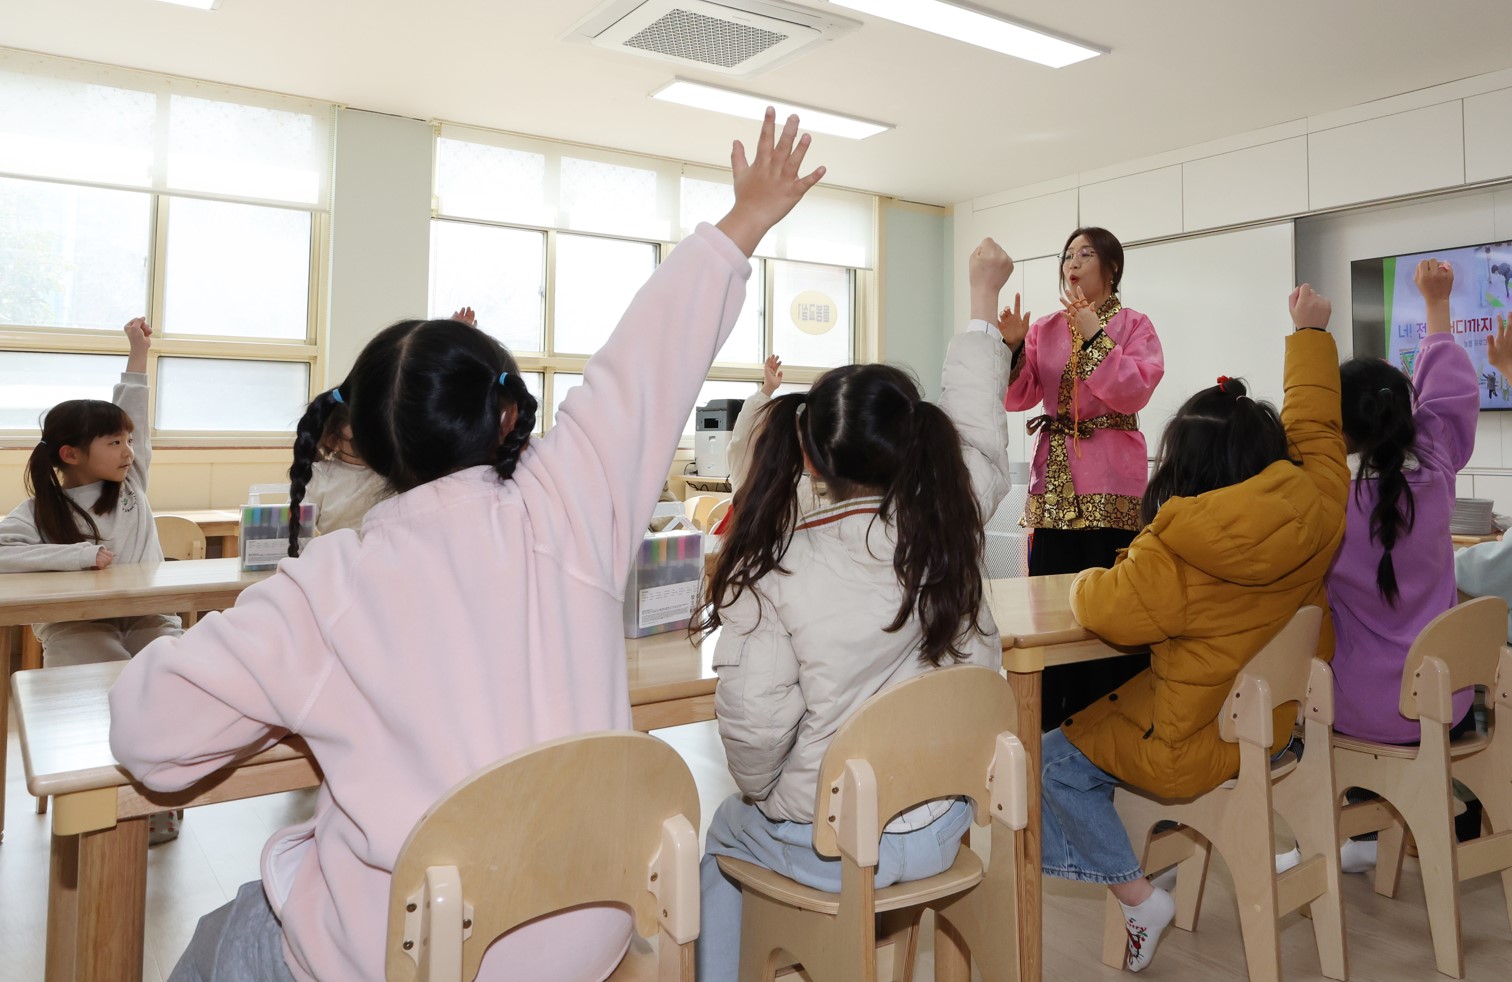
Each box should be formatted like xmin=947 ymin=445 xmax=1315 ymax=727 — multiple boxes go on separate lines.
xmin=1377 ymin=387 xmax=1392 ymax=398
xmin=330 ymin=389 xmax=344 ymax=404
xmin=498 ymin=372 xmax=510 ymax=386
xmin=37 ymin=438 xmax=48 ymax=447
xmin=1216 ymin=375 xmax=1231 ymax=392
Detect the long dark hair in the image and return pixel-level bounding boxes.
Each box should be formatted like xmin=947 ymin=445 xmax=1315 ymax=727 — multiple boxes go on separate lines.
xmin=25 ymin=399 xmax=134 ymax=545
xmin=1059 ymin=226 xmax=1125 ymax=295
xmin=288 ymin=318 xmax=538 ymax=556
xmin=695 ymin=364 xmax=987 ymax=666
xmin=1340 ymin=357 xmax=1417 ymax=605
xmin=1141 ymin=377 xmax=1295 ymax=526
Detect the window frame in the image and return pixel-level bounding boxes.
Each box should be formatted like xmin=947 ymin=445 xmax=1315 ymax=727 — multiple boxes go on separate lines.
xmin=0 ymin=180 xmax=327 ymax=448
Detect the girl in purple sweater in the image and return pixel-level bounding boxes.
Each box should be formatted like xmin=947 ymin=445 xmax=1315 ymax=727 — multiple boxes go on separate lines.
xmin=1315 ymin=258 xmax=1481 ymax=872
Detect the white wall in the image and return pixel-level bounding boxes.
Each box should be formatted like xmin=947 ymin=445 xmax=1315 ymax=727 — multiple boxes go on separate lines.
xmin=325 ymin=108 xmax=434 ymax=386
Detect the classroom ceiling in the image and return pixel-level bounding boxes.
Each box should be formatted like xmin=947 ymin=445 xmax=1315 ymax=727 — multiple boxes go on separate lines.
xmin=4 ymin=1 xmax=1511 ymax=205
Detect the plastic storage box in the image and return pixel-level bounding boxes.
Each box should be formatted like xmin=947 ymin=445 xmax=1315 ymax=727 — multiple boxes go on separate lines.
xmin=622 ymin=527 xmax=704 ymax=638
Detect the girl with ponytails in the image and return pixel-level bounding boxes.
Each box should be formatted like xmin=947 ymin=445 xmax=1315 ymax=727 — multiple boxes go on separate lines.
xmin=1327 ymin=257 xmax=1479 ymax=746
xmin=109 ymin=111 xmax=824 ymax=982
xmin=0 ymin=317 xmax=181 ymax=666
xmin=694 ymin=237 xmax=1016 ymax=981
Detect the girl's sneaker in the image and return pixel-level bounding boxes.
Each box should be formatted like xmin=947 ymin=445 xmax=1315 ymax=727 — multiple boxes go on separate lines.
xmin=1121 ymin=886 xmax=1176 ymax=973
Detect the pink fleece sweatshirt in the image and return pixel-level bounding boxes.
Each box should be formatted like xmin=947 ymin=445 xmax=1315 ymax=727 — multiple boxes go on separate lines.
xmin=109 ymin=224 xmax=750 ymax=982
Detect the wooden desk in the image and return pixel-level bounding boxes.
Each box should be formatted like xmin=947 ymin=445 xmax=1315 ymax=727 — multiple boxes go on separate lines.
xmin=1 ymin=560 xmax=272 ymax=842
xmin=156 ymin=509 xmax=242 ymax=558
xmin=987 ymin=574 xmax=1139 ymax=982
xmin=12 ymin=629 xmax=718 ymax=982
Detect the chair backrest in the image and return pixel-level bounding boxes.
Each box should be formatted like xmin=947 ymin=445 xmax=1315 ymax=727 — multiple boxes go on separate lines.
xmin=385 ymin=731 xmax=700 ymax=982
xmin=1398 ymin=596 xmax=1509 ymax=722
xmin=683 ymin=494 xmax=716 ymax=529
xmin=811 ymin=665 xmax=1026 ymax=866
xmin=706 ymin=498 xmax=732 ymax=531
xmin=1219 ymin=606 xmax=1324 ymax=747
xmin=154 ymin=515 xmax=206 ymax=561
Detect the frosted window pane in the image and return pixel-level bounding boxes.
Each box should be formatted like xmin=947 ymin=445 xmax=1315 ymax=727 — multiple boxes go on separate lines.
xmin=0 ymin=352 xmax=126 ymax=429
xmin=0 ymin=177 xmax=151 ymax=329
xmin=156 ymin=358 xmax=309 ymax=432
xmin=435 ymin=138 xmax=549 ymax=225
xmin=550 ymin=372 xmax=584 ymax=431
xmin=559 ymin=157 xmax=665 ymax=238
xmin=715 ymin=263 xmax=763 ymax=365
xmin=552 ymin=235 xmax=657 ymax=356
xmin=429 ymin=221 xmax=545 ymax=354
xmin=771 ymin=261 xmax=852 ymax=369
xmin=680 ymin=175 xmax=774 ymax=256
xmin=167 ymin=95 xmax=326 ymax=205
xmin=163 ymin=198 xmax=311 ymax=340
xmin=0 ymin=70 xmax=156 ymax=186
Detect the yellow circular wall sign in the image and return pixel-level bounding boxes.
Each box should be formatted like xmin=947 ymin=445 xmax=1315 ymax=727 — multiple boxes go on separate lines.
xmin=790 ymin=291 xmax=838 ymax=336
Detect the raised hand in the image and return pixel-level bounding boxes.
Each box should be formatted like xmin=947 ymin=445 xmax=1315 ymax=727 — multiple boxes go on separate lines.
xmin=93 ymin=546 xmax=115 ymax=570
xmin=1413 ymin=257 xmax=1454 ymax=304
xmin=1060 ymin=284 xmax=1099 ymax=342
xmin=1488 ymin=313 xmax=1512 ymax=381
xmin=449 ymin=306 xmax=477 ymax=327
xmin=1288 ymin=284 xmax=1332 ymax=331
xmin=996 ymin=294 xmax=1033 ymax=349
xmin=123 ymin=316 xmax=151 ymax=374
xmin=716 ymin=109 xmax=826 ymax=257
xmin=761 ymin=354 xmax=784 ymax=396
xmin=969 ymin=238 xmax=1014 ymax=294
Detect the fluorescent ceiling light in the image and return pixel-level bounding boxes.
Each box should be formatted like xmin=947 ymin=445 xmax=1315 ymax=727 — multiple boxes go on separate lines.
xmin=155 ymin=0 xmax=221 ymax=9
xmin=651 ymin=79 xmax=892 ymax=141
xmin=830 ymin=0 xmax=1103 ymax=68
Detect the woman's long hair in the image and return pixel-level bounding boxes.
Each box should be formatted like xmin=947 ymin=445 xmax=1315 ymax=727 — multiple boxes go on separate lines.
xmin=1340 ymin=357 xmax=1418 ymax=605
xmin=695 ymin=364 xmax=987 ymax=666
xmin=287 ymin=317 xmax=537 ymax=555
xmin=25 ymin=400 xmax=135 ymax=544
xmin=1141 ymin=377 xmax=1295 ymax=526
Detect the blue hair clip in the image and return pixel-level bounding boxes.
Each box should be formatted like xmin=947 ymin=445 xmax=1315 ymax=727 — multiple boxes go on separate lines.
xmin=498 ymin=372 xmax=510 ymax=386
xmin=330 ymin=389 xmax=344 ymax=404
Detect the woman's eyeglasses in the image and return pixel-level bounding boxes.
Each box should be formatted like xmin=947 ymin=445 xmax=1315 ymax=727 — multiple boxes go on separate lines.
xmin=1061 ymin=248 xmax=1097 ymax=266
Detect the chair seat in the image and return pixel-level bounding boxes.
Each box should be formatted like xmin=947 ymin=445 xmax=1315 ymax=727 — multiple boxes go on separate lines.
xmin=1216 ymin=749 xmax=1300 ymax=790
xmin=717 ymin=846 xmax=985 ymax=916
xmin=1333 ymin=731 xmax=1489 ymax=761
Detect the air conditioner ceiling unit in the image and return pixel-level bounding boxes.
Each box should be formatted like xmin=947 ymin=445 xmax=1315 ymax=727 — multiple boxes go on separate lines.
xmin=566 ymin=0 xmax=860 ymax=77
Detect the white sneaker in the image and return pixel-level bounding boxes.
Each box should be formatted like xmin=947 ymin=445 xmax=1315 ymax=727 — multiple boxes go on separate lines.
xmin=1122 ymin=887 xmax=1176 ymax=973
xmin=1275 ymin=846 xmax=1301 ymax=874
xmin=1340 ymin=838 xmax=1377 ymax=873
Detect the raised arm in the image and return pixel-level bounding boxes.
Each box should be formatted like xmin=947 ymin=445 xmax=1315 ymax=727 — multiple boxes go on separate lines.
xmin=117 ymin=317 xmax=154 ymax=482
xmin=939 ymin=238 xmax=1014 ymax=519
xmin=727 ymin=356 xmax=781 ymax=494
xmin=1410 ymin=259 xmax=1479 ymax=472
xmin=1281 ymin=285 xmax=1348 ymax=508
xmin=528 ymin=112 xmax=824 ymax=589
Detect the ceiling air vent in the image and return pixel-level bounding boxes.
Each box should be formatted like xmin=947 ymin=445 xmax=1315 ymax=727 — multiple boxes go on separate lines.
xmin=565 ymin=0 xmax=860 ymax=77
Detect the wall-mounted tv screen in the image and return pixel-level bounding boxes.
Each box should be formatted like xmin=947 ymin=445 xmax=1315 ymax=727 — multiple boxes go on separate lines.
xmin=1352 ymin=239 xmax=1512 ymax=410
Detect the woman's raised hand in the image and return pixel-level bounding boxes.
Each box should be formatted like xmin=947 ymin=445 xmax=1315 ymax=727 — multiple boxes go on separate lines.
xmin=717 ymin=109 xmax=826 ymax=257
xmin=996 ymin=294 xmax=1032 ymax=349
xmin=1060 ymin=284 xmax=1099 ymax=341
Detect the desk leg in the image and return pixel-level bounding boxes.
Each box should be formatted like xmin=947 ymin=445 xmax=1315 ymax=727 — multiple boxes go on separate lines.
xmin=46 ymin=833 xmax=80 ymax=982
xmin=75 ymin=818 xmax=148 ymax=982
xmin=1008 ymin=669 xmax=1043 ymax=982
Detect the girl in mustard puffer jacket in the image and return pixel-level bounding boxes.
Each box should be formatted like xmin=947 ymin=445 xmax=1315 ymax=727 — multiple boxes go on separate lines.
xmin=1042 ymin=284 xmax=1349 ymax=972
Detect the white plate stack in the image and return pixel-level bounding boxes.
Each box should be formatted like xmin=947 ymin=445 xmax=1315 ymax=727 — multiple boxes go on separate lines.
xmin=1451 ymin=498 xmax=1496 ymax=536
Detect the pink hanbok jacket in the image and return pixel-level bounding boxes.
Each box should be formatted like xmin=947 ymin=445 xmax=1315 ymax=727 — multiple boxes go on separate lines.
xmin=1004 ymin=308 xmax=1163 ymax=530
xmin=109 ymin=225 xmax=751 ymax=982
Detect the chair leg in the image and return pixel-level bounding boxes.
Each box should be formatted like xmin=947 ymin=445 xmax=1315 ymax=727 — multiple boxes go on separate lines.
xmin=932 ymin=913 xmax=971 ymax=982
xmin=1374 ymin=819 xmax=1407 ymax=899
xmin=1410 ymin=805 xmax=1467 ymax=979
xmin=21 ymin=628 xmax=43 ymax=671
xmin=1229 ymin=853 xmax=1283 ymax=982
xmin=37 ymin=796 xmax=48 ymax=816
xmin=877 ymin=910 xmax=920 ymax=982
xmin=1101 ymin=892 xmax=1128 ymax=970
xmin=1171 ymin=833 xmax=1212 ymax=932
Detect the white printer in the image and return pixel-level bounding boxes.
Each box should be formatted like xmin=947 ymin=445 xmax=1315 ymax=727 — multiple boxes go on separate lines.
xmin=693 ymin=398 xmax=745 ymax=478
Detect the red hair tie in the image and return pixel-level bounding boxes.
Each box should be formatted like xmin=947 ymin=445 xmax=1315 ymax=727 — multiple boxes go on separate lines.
xmin=1216 ymin=375 xmax=1231 ymax=392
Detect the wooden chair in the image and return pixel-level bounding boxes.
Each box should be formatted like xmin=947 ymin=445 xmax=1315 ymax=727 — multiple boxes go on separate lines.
xmin=706 ymin=498 xmax=732 ymax=533
xmin=683 ymin=494 xmax=720 ymax=531
xmin=1100 ymin=607 xmax=1347 ymax=981
xmin=1331 ymin=596 xmax=1512 ymax=979
xmin=384 ymin=731 xmax=700 ymax=982
xmin=155 ymin=514 xmax=208 ymax=629
xmin=716 ymin=665 xmax=1029 ymax=982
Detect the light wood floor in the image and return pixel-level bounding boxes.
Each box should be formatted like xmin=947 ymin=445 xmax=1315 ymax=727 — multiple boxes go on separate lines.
xmin=3 ymin=716 xmax=1509 ymax=981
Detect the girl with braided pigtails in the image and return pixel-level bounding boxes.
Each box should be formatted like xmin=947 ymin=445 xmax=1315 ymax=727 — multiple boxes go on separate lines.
xmin=108 ymin=109 xmax=825 ymax=982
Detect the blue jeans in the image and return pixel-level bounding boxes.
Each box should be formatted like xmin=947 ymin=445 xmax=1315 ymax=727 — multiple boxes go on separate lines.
xmin=697 ymin=794 xmax=974 ymax=982
xmin=1040 ymin=729 xmax=1144 ymax=885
